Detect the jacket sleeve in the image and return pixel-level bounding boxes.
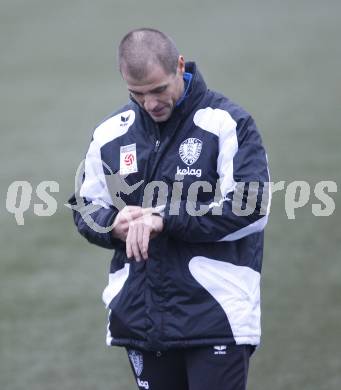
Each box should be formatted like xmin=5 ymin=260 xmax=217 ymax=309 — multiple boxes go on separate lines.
xmin=69 ymin=137 xmax=123 ymax=250
xmin=163 ymin=115 xmax=271 ymax=243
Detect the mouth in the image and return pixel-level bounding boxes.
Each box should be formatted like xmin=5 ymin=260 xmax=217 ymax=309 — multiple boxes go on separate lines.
xmin=150 ymin=106 xmax=168 ymax=117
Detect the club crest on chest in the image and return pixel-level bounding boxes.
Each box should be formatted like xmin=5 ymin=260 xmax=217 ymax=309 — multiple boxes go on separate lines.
xmin=179 ymin=138 xmax=203 ymax=166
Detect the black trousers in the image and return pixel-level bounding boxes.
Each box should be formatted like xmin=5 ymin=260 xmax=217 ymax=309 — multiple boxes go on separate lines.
xmin=126 ymin=344 xmax=255 ymax=390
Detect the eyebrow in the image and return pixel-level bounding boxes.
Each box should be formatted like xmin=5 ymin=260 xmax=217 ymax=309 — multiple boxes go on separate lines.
xmin=128 ymin=84 xmax=168 ymax=95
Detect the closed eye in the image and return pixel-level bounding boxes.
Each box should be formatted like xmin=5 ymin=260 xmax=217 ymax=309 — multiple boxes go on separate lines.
xmin=150 ymin=85 xmax=167 ymax=94
xmin=128 ymin=84 xmax=168 ymax=97
xmin=130 ymin=90 xmax=144 ymax=96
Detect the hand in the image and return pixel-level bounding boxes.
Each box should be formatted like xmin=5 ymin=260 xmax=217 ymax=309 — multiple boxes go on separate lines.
xmin=112 ymin=206 xmax=144 ymax=241
xmin=126 ymin=212 xmax=164 ymax=261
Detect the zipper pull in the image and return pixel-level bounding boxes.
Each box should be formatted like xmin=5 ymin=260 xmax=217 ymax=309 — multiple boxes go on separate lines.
xmin=154 ymin=140 xmax=160 ymax=152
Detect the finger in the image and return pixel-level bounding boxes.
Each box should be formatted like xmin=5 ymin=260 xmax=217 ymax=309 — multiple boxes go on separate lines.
xmin=125 ymin=205 xmax=143 ymax=211
xmin=124 ymin=207 xmax=144 ymax=223
xmin=136 ymin=223 xmax=147 ymax=260
xmin=118 ymin=206 xmax=142 ymax=220
xmin=130 ymin=225 xmax=142 ymax=262
xmin=125 ymin=205 xmax=143 ymax=215
xmin=120 ymin=223 xmax=129 ymax=238
xmin=141 ymin=224 xmax=150 ymax=260
xmin=126 ymin=225 xmax=133 ymax=259
xmin=141 ymin=207 xmax=154 ymax=217
xmin=114 ymin=207 xmax=140 ymax=228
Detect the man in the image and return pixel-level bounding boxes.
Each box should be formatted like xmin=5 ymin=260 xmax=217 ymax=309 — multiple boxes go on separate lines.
xmin=70 ymin=28 xmax=270 ymax=390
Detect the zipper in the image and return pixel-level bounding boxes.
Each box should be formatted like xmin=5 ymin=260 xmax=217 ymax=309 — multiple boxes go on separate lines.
xmin=154 ymin=139 xmax=160 ymax=152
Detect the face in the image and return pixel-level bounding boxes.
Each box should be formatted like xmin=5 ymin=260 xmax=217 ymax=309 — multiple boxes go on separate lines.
xmin=122 ymin=56 xmax=185 ymax=122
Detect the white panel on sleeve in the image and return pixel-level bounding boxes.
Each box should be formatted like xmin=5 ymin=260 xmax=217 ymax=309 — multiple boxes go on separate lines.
xmin=80 ymin=110 xmax=135 ymax=207
xmin=219 ymin=215 xmax=268 ymax=241
xmin=104 ymin=264 xmax=130 ymax=345
xmin=102 ymin=263 xmax=130 ymax=308
xmin=193 ymin=108 xmax=238 ymax=196
xmin=94 ymin=110 xmax=135 ymax=147
xmin=189 ymin=256 xmax=261 ymax=345
xmin=219 ymin=175 xmax=271 ymax=241
xmin=106 ymin=310 xmax=113 ymax=346
xmin=80 ymin=139 xmax=113 ymax=208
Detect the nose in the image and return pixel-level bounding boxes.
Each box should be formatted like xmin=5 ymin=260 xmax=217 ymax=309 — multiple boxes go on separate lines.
xmin=143 ymin=94 xmax=159 ymax=112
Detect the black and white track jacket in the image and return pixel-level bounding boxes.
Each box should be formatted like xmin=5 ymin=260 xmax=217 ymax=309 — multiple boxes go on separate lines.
xmin=70 ymin=62 xmax=270 ymax=351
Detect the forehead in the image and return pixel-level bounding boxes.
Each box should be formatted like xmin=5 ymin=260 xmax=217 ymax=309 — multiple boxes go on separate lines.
xmin=122 ymin=64 xmax=173 ymax=92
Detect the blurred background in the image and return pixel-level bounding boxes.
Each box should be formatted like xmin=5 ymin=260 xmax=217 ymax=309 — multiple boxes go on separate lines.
xmin=1 ymin=0 xmax=340 ymax=389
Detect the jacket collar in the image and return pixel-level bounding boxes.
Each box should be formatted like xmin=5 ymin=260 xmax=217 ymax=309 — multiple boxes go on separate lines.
xmin=171 ymin=61 xmax=207 ymax=120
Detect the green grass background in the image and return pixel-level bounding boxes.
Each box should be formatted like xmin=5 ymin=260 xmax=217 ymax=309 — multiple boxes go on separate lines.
xmin=1 ymin=0 xmax=340 ymax=389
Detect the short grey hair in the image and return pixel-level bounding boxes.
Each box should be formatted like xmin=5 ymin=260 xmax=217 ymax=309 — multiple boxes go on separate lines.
xmin=118 ymin=28 xmax=180 ymax=79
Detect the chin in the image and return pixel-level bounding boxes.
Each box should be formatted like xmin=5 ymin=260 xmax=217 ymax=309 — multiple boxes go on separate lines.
xmin=151 ymin=112 xmax=171 ymax=123
xmin=154 ymin=116 xmax=169 ymax=123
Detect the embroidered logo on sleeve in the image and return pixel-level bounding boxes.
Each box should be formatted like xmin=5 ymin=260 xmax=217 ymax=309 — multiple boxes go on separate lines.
xmin=120 ymin=143 xmax=138 ymax=175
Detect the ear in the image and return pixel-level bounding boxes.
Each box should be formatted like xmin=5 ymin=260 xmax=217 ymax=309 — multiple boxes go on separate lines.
xmin=177 ymin=55 xmax=185 ymax=75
